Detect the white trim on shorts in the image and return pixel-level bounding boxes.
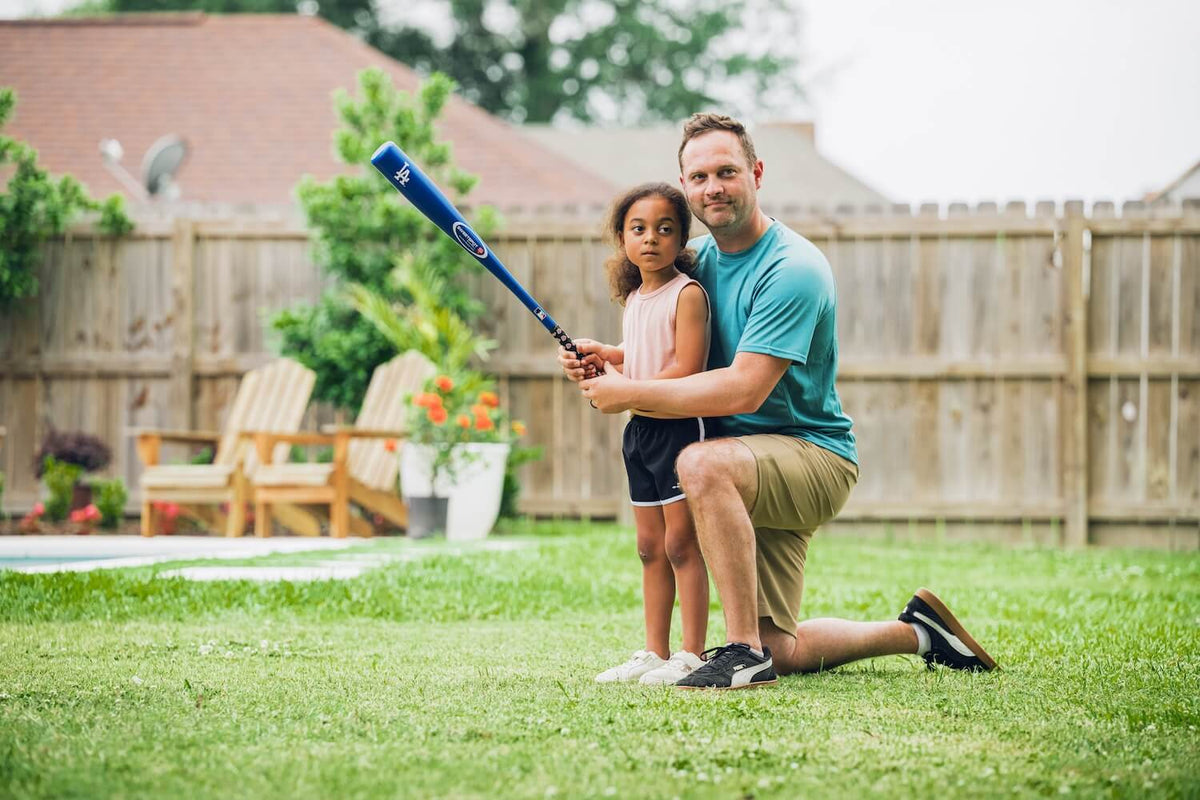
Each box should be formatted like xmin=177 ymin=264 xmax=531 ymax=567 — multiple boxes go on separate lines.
xmin=631 ymin=493 xmax=687 ymax=508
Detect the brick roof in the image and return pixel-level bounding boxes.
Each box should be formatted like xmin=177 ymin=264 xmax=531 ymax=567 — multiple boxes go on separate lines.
xmin=0 ymin=13 xmax=616 ymax=210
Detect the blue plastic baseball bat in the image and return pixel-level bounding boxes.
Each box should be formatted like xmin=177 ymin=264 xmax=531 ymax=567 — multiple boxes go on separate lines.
xmin=371 ymin=141 xmax=587 ymax=364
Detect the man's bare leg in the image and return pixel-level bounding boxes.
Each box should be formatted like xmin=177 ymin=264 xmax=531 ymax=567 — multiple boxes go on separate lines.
xmin=761 ymin=617 xmax=918 ymax=675
xmin=675 ymin=439 xmax=763 ymax=650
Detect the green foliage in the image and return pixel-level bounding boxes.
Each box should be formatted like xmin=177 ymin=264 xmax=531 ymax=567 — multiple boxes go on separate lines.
xmin=499 ymin=443 xmax=542 ymax=519
xmin=368 ymin=0 xmax=805 ymax=124
xmin=93 ymin=477 xmax=128 ymax=529
xmin=188 ymin=446 xmax=214 ymax=465
xmin=73 ymin=0 xmax=805 ymax=125
xmin=270 ymin=68 xmax=493 ymax=412
xmin=40 ymin=457 xmax=83 ymax=522
xmin=0 ymin=88 xmax=134 ymax=309
xmin=348 ymin=255 xmax=497 ymax=374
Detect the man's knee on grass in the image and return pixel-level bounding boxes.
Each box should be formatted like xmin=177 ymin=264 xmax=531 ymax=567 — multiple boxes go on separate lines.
xmin=760 ymin=617 xmax=803 ymax=675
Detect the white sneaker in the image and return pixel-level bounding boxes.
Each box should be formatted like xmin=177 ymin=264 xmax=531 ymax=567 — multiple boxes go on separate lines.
xmin=639 ymin=651 xmax=706 ymax=685
xmin=595 ymin=650 xmax=666 ymax=683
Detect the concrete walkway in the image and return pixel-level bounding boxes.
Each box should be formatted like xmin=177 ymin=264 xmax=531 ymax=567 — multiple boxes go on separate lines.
xmin=0 ymin=535 xmax=534 ymax=581
xmin=0 ymin=535 xmax=357 ymax=573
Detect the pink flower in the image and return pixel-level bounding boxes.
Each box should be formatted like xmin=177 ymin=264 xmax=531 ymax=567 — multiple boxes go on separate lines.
xmin=32 ymin=502 xmax=44 ymax=517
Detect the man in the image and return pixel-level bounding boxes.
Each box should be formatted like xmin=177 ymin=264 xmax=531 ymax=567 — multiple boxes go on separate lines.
xmin=561 ymin=113 xmax=996 ymax=690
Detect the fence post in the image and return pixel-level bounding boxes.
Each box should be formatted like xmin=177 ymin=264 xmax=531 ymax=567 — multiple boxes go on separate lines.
xmin=1062 ymin=202 xmax=1089 ymax=547
xmin=169 ymin=218 xmax=196 ymax=430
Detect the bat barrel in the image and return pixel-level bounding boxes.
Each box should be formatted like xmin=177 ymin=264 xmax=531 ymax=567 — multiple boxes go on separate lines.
xmin=371 ymin=141 xmax=587 ymax=367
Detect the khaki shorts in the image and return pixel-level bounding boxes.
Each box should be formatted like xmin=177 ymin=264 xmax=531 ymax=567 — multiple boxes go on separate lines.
xmin=740 ymin=434 xmax=859 ymax=635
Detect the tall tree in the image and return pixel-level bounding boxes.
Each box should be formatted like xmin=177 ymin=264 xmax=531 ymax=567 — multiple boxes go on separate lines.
xmin=85 ymin=0 xmax=804 ymax=125
xmin=369 ymin=0 xmax=804 ymax=124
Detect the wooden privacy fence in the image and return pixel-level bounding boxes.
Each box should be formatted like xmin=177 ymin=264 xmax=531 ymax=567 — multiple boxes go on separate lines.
xmin=1 ymin=202 xmax=1197 ymax=548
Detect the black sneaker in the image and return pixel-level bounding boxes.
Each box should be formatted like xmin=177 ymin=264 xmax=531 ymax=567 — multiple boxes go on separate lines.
xmin=674 ymin=643 xmax=778 ymax=690
xmin=899 ymin=588 xmax=997 ymax=672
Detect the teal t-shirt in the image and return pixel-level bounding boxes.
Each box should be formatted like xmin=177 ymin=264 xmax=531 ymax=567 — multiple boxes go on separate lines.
xmin=692 ymin=220 xmax=857 ymax=464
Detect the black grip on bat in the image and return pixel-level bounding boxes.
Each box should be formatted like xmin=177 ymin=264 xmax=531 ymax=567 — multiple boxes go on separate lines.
xmin=554 ymin=326 xmax=597 ymax=381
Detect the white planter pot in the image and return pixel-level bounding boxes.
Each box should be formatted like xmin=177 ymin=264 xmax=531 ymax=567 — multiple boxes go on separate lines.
xmin=399 ymin=442 xmax=511 ymax=541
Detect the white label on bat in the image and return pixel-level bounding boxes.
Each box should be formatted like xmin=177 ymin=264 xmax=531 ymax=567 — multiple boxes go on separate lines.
xmin=394 ymin=163 xmax=411 ymax=186
xmin=451 ymin=221 xmax=489 ymax=259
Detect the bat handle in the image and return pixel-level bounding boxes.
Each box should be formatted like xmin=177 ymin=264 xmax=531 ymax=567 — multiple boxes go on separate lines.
xmin=552 ymin=325 xmax=598 ymax=381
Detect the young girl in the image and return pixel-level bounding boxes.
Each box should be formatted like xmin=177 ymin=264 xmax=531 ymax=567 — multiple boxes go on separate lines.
xmin=587 ymin=183 xmax=712 ymax=686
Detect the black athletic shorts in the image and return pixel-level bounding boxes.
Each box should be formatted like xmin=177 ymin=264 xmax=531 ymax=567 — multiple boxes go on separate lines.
xmin=621 ymin=415 xmax=707 ymax=507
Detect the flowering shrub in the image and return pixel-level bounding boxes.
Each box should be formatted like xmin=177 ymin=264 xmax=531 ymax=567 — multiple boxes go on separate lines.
xmin=407 ymin=371 xmax=528 ymax=493
xmin=18 ymin=501 xmax=44 ymax=534
xmin=69 ymin=503 xmax=101 ymax=534
xmin=152 ymin=501 xmax=182 ymax=535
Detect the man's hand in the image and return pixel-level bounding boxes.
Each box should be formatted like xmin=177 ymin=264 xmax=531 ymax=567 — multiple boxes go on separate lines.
xmin=558 ymin=338 xmax=616 ymax=383
xmin=580 ymin=362 xmax=635 ymax=413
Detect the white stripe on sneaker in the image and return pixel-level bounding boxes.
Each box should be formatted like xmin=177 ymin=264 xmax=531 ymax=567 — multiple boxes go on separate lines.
xmin=730 ymin=657 xmax=773 ymax=687
xmin=913 ymin=610 xmax=975 ymax=658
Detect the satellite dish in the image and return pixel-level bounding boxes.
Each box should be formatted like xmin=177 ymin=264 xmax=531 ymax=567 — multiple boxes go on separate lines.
xmin=141 ymin=135 xmax=188 ymax=198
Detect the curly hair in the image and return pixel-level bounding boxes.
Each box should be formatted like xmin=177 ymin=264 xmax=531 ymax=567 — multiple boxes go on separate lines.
xmin=604 ymin=183 xmax=697 ymax=305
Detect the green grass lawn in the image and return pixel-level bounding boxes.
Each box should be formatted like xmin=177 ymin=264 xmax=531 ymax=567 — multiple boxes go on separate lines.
xmin=1 ymin=522 xmax=1197 ymax=799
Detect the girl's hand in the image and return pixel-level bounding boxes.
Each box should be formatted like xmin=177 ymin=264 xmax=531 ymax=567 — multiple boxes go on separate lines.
xmin=558 ymin=339 xmax=614 ymax=382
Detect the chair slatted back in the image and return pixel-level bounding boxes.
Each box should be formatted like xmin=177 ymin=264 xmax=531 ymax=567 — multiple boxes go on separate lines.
xmin=214 ymin=359 xmax=316 ymax=473
xmin=213 ymin=368 xmax=265 ymax=467
xmin=348 ymin=351 xmax=435 ymax=491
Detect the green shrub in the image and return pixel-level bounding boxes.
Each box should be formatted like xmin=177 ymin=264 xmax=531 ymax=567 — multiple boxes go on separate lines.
xmin=0 ymin=87 xmax=133 ymax=309
xmin=93 ymin=477 xmax=128 ymax=529
xmin=41 ymin=457 xmax=83 ymax=522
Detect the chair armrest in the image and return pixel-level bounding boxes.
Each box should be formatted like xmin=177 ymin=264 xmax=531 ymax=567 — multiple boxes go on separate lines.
xmin=319 ymin=426 xmax=410 ymax=440
xmin=245 ymin=431 xmax=337 ymax=466
xmin=130 ymin=428 xmax=222 ymax=445
xmin=242 ymin=431 xmax=335 ymax=447
xmin=132 ymin=429 xmax=221 ymax=467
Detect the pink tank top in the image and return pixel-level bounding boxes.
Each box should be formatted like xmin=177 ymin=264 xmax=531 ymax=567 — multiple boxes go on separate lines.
xmin=622 ymin=271 xmax=710 ymax=381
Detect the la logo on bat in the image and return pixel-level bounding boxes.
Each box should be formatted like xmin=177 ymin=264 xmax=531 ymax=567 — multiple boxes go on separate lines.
xmin=451 ymin=221 xmax=488 ymax=259
xmin=394 ymin=163 xmax=411 ymax=186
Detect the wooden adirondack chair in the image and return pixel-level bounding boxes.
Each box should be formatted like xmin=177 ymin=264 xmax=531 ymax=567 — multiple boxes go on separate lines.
xmin=250 ymin=351 xmax=435 ymax=538
xmin=135 ymin=358 xmax=316 ymax=537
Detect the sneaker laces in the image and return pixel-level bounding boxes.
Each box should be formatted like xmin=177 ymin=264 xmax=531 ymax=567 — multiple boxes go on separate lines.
xmin=696 ymin=643 xmax=753 ymax=672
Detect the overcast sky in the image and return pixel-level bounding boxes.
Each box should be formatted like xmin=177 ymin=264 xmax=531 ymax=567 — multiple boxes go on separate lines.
xmin=795 ymin=0 xmax=1200 ymax=205
xmin=3 ymin=0 xmax=1198 ymax=204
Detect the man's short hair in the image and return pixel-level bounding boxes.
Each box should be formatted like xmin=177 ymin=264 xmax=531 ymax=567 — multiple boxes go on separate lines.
xmin=677 ymin=113 xmax=758 ymax=170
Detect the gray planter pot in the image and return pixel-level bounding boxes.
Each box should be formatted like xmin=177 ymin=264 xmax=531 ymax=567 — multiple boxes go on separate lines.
xmin=407 ymin=496 xmax=449 ymax=539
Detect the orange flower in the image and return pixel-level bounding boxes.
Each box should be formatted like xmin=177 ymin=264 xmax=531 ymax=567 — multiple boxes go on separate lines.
xmin=383 ymin=439 xmax=397 ymax=452
xmin=478 ymin=391 xmax=499 ymax=408
xmin=435 ymin=375 xmax=454 ymax=392
xmin=470 ymin=404 xmax=488 ymax=417
xmin=427 ymin=406 xmax=448 ymax=425
xmin=413 ymin=393 xmax=433 ymax=408
xmin=474 ymin=414 xmax=495 ymax=432
xmin=511 ymin=421 xmax=526 ymax=437
xmin=456 ymin=414 xmax=471 ymax=429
